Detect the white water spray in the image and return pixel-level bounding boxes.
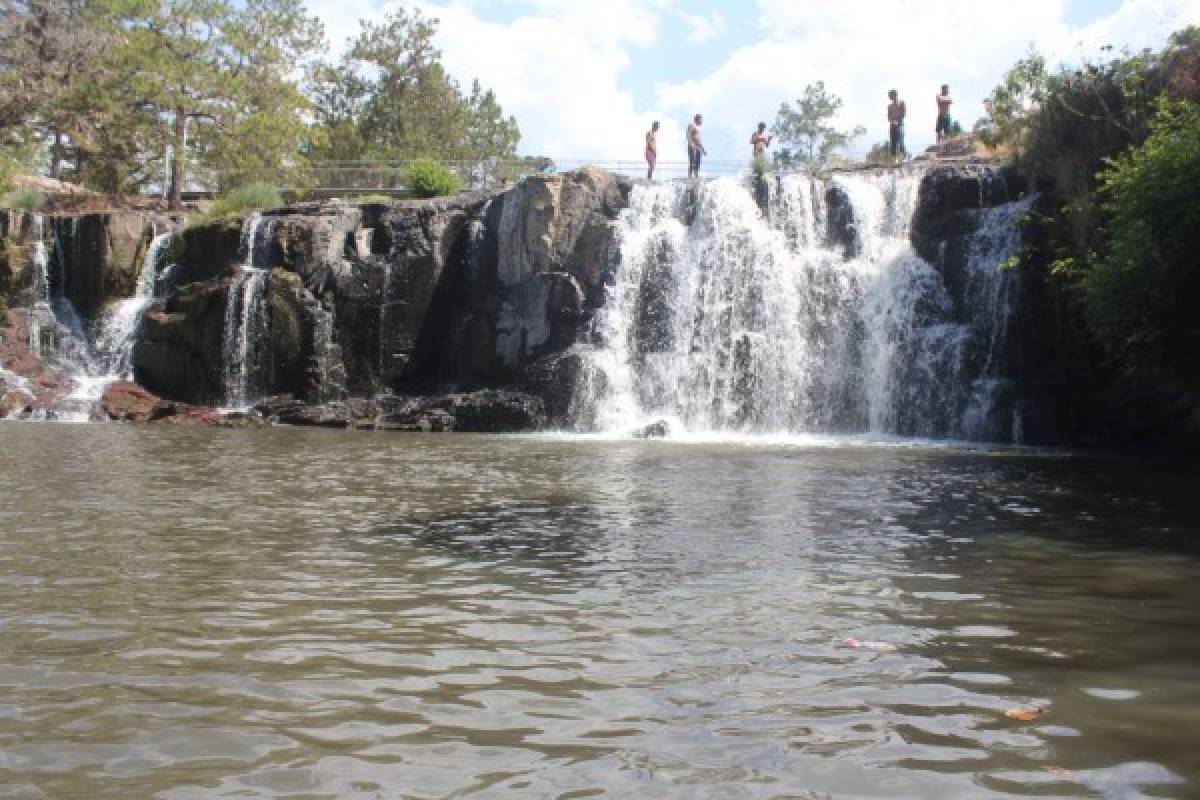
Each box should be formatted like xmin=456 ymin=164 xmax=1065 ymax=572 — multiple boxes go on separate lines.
xmin=570 ymin=169 xmax=1028 ymax=441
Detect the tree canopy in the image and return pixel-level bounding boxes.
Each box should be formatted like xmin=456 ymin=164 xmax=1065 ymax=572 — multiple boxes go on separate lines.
xmin=771 ymin=81 xmax=865 ymax=169
xmin=309 ymin=9 xmax=520 ymax=168
xmin=985 ymin=26 xmax=1200 ymax=386
xmin=0 ymin=1 xmax=523 ymax=205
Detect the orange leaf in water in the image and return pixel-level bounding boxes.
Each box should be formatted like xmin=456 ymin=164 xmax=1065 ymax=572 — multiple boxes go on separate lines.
xmin=1005 ymin=706 xmax=1043 ymax=722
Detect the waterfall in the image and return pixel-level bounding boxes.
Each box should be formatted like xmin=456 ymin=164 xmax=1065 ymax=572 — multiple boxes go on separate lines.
xmin=569 ymin=169 xmax=1028 ymax=441
xmin=222 ymin=213 xmax=269 ymax=408
xmin=90 ymin=230 xmax=175 ymax=379
xmin=29 ymin=214 xmax=50 ymax=304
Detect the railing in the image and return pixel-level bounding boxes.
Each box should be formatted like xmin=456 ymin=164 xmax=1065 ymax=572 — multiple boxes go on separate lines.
xmin=207 ymin=158 xmax=759 ymax=199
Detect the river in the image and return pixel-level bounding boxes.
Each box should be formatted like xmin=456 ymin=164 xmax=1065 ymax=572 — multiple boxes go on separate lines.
xmin=1 ymin=423 xmax=1197 ymax=798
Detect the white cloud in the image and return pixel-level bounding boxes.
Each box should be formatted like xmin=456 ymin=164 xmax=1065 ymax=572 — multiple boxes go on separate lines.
xmin=306 ymin=0 xmax=1200 ymax=163
xmin=678 ymin=9 xmax=725 ymax=44
xmin=657 ymin=0 xmax=1199 ymax=158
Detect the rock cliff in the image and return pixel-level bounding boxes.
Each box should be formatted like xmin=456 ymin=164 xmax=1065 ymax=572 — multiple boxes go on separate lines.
xmin=125 ymin=167 xmax=632 ymax=425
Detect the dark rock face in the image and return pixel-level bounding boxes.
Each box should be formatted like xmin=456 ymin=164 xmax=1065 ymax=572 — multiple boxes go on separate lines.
xmin=133 ymin=280 xmax=231 ymax=406
xmin=490 ymin=167 xmax=631 ymax=372
xmin=911 ymin=163 xmax=1026 ymax=309
xmin=125 ymin=168 xmax=631 ymax=420
xmin=825 ymin=185 xmax=859 ymax=259
xmin=371 ymin=390 xmax=546 ymax=432
xmin=0 ymin=210 xmax=180 ymax=315
xmin=174 ymin=218 xmax=241 ymax=287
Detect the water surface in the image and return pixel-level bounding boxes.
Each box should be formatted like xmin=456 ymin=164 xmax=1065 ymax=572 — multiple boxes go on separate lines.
xmin=1 ymin=424 xmax=1198 ymax=798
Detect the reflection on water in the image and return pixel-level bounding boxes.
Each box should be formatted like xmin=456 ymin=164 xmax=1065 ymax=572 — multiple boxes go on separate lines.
xmin=0 ymin=423 xmax=1198 ymax=798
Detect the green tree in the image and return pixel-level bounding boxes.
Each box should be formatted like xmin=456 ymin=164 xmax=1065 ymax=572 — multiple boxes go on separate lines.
xmin=0 ymin=0 xmax=112 ymax=180
xmin=1082 ymin=98 xmax=1200 ymax=380
xmin=98 ymin=0 xmax=324 ymax=208
xmin=310 ymin=9 xmax=520 ymax=179
xmin=771 ymin=81 xmax=865 ymax=169
xmin=983 ymin=49 xmax=1050 ymax=150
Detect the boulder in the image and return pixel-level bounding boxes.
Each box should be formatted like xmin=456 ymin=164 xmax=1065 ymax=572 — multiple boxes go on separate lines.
xmin=0 ymin=387 xmax=35 ymax=418
xmin=100 ymin=382 xmax=172 ymax=422
xmin=255 ymin=394 xmax=351 ymax=428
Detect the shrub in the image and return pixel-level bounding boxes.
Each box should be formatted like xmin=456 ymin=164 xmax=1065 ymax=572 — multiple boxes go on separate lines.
xmin=403 ymin=158 xmax=461 ymax=198
xmin=1082 ymin=98 xmax=1200 ymax=380
xmin=204 ymin=182 xmax=283 ymax=220
xmin=0 ymin=188 xmax=47 ymax=211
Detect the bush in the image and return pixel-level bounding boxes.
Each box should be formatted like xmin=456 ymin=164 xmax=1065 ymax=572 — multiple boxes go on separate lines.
xmin=205 ymin=182 xmax=283 ymax=220
xmin=0 ymin=188 xmax=47 ymax=211
xmin=403 ymin=158 xmax=461 ymax=198
xmin=1083 ymin=98 xmax=1200 ymax=380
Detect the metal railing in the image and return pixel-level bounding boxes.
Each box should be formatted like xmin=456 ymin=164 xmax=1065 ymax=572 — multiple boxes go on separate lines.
xmin=206 ymin=157 xmax=760 ymax=199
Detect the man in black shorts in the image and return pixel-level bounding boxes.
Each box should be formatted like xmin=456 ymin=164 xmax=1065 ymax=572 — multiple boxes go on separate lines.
xmin=687 ymin=114 xmax=707 ymax=178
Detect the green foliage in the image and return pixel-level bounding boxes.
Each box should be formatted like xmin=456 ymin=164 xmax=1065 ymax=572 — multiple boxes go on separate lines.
xmin=0 ymin=188 xmax=47 ymax=210
xmin=403 ymin=159 xmax=460 ymax=198
xmin=1082 ymin=98 xmax=1200 ymax=379
xmin=771 ymin=81 xmax=866 ymax=169
xmin=309 ymin=9 xmax=520 ymax=179
xmin=203 ymin=182 xmax=283 ymax=220
xmin=864 ymin=141 xmax=892 ymax=165
xmin=984 ymin=49 xmax=1050 ymax=150
xmin=984 ymin=27 xmax=1200 ymax=387
xmin=97 ymin=0 xmax=325 ymax=207
xmin=0 ymin=147 xmax=25 ymax=193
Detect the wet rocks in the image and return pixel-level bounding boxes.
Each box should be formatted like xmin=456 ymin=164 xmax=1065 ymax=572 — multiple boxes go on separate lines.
xmin=100 ymin=382 xmax=172 ymax=422
xmin=0 ymin=386 xmax=35 ymax=418
xmin=633 ymin=419 xmax=671 ymax=439
xmin=371 ymin=390 xmax=546 ymax=433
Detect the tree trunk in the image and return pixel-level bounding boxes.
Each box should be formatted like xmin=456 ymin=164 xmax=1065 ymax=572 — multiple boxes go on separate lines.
xmin=169 ymin=107 xmax=185 ymax=211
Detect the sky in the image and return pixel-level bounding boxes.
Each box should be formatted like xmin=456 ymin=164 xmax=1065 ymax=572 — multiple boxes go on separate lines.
xmin=305 ymin=0 xmax=1200 ymax=165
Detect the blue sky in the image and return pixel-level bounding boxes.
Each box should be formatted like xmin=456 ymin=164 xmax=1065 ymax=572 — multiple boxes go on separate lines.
xmin=309 ymin=0 xmax=1199 ymax=163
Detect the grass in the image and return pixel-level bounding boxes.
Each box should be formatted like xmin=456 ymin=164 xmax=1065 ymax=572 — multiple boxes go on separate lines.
xmin=195 ymin=182 xmax=283 ymax=224
xmin=0 ymin=188 xmax=47 ymax=211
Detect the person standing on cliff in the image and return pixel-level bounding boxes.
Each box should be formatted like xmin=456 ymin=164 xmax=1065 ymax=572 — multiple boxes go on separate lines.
xmin=750 ymin=122 xmax=773 ymax=157
xmin=645 ymin=121 xmax=660 ymax=180
xmin=887 ymin=90 xmax=907 ymax=161
xmin=687 ymin=114 xmax=707 ymax=179
xmin=935 ymin=84 xmax=954 ymax=142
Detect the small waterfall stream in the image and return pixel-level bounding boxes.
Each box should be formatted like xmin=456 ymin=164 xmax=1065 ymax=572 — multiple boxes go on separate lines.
xmin=90 ymin=230 xmax=175 ymax=379
xmin=8 ymin=220 xmax=177 ymax=419
xmin=221 ymin=214 xmax=269 ymax=408
xmin=570 ymin=169 xmax=1028 ymax=441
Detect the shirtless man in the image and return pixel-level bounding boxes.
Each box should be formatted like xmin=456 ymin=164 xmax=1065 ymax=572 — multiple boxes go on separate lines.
xmin=645 ymin=120 xmax=660 ymax=180
xmin=887 ymin=89 xmax=906 ymax=160
xmin=750 ymin=122 xmax=773 ymax=157
xmin=687 ymin=114 xmax=707 ymax=179
xmin=935 ymin=84 xmax=953 ymax=142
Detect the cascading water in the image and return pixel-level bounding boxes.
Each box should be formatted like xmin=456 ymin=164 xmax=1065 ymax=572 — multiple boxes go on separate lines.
xmin=222 ymin=214 xmax=269 ymax=408
xmin=90 ymin=230 xmax=175 ymax=379
xmin=570 ymin=168 xmax=1029 ymax=442
xmin=28 ymin=214 xmax=50 ymax=305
